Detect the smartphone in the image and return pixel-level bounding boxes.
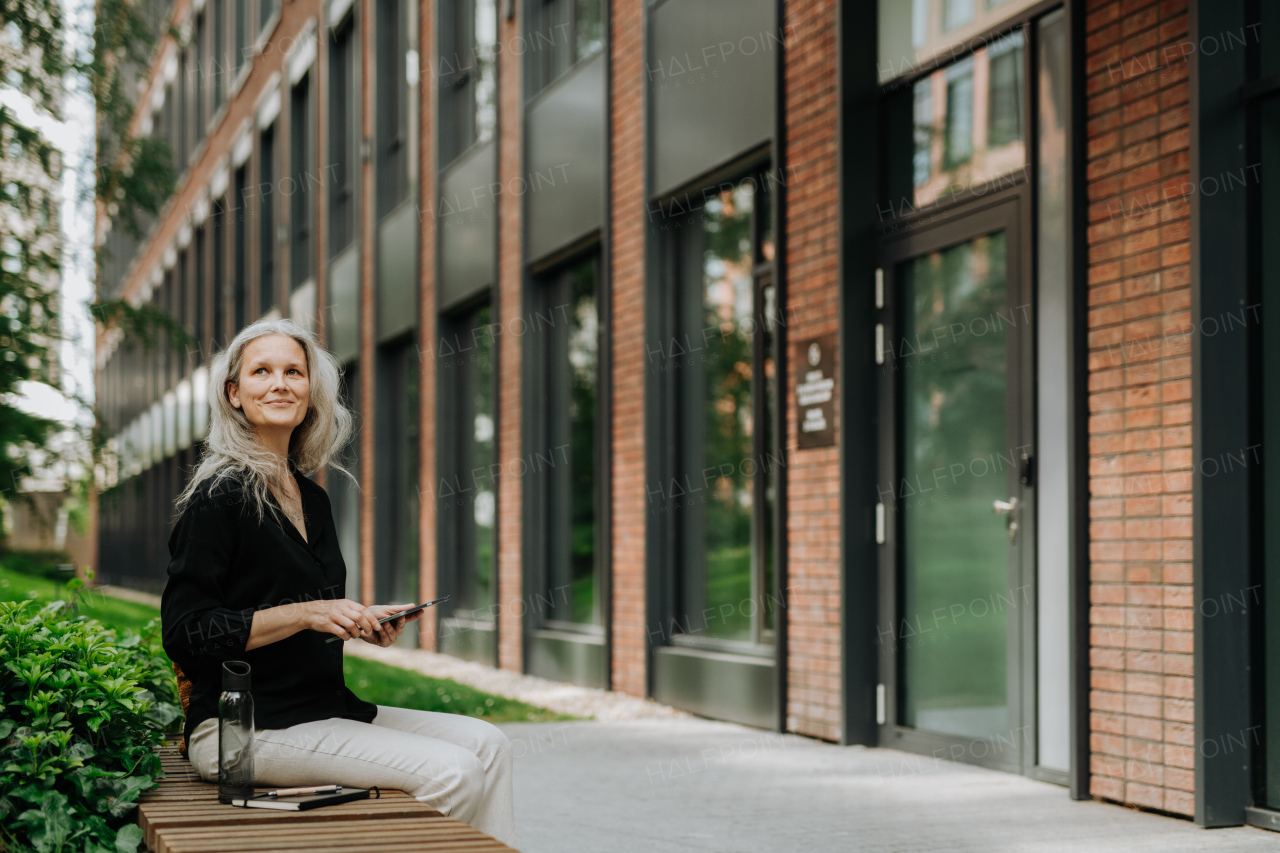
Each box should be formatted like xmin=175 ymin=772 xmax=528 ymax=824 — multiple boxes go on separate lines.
xmin=324 ymin=596 xmax=451 ymax=643
xmin=375 ymin=595 xmax=450 ymax=625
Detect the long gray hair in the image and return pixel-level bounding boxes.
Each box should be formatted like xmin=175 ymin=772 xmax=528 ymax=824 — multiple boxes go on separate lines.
xmin=174 ymin=318 xmax=357 ymax=525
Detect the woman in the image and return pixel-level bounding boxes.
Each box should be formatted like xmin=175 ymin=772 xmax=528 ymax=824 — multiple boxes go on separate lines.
xmin=160 ymin=318 xmax=515 ymax=847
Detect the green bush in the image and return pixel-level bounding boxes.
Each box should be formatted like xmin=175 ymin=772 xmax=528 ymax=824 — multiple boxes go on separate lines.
xmin=0 ymin=552 xmax=76 ymax=582
xmin=0 ymin=594 xmax=182 ymax=853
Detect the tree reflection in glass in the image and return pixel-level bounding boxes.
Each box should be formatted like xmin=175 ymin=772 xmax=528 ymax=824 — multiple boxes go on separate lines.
xmin=900 ymin=232 xmax=1011 ymax=739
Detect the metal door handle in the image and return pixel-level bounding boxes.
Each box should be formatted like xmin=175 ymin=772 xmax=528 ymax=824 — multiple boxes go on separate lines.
xmin=993 ymin=497 xmax=1018 ymax=542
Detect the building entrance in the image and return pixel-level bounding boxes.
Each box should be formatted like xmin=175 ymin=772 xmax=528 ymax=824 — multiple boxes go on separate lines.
xmin=877 ymin=195 xmax=1037 ymax=773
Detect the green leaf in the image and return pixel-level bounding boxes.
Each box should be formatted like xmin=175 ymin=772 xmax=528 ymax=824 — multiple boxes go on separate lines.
xmin=113 ymin=823 xmax=143 ymax=853
xmin=17 ymin=789 xmax=72 ymax=853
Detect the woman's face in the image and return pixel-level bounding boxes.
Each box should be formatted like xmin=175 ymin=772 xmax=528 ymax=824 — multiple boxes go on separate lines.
xmin=227 ymin=334 xmax=311 ymax=438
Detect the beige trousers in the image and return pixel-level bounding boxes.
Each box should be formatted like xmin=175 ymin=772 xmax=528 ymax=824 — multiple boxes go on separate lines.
xmin=187 ymin=705 xmax=516 ymax=849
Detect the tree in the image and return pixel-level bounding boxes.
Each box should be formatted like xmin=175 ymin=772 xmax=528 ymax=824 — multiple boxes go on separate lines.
xmin=0 ymin=0 xmax=180 ymax=549
xmin=0 ymin=0 xmax=70 ymax=537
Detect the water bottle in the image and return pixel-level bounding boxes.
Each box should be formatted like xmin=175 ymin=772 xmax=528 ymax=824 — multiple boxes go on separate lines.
xmin=217 ymin=660 xmax=255 ymax=803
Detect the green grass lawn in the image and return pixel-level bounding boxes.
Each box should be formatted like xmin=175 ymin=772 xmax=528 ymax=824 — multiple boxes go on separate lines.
xmin=0 ymin=562 xmax=578 ymax=724
xmin=341 ymin=656 xmax=574 ymax=722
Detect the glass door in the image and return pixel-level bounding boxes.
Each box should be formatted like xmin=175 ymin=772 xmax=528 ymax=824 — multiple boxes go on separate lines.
xmin=878 ymin=196 xmax=1034 ymax=771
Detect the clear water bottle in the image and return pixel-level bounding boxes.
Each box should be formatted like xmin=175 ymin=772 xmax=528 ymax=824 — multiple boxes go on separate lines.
xmin=217 ymin=660 xmax=255 ymax=804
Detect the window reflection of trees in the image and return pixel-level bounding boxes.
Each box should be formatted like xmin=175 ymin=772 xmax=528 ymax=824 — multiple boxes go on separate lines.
xmin=700 ymin=183 xmax=756 ymax=642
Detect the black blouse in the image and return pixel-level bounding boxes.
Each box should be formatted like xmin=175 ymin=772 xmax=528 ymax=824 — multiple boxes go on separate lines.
xmin=160 ymin=460 xmax=377 ymax=746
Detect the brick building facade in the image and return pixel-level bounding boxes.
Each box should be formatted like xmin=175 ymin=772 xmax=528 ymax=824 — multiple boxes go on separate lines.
xmin=93 ymin=0 xmax=1278 ymax=830
xmin=1083 ymin=0 xmax=1196 ymax=816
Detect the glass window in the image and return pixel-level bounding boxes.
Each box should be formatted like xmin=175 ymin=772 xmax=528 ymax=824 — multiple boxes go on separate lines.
xmin=886 ymin=28 xmax=1026 ymax=213
xmin=942 ymin=57 xmax=974 ymax=171
xmin=664 ymin=172 xmax=780 ymax=646
xmin=194 ymin=223 xmax=206 ymax=358
xmin=260 ymin=0 xmax=278 ymax=35
xmin=375 ymin=341 xmax=420 ymax=641
xmin=258 ymin=123 xmax=276 ymax=315
xmin=162 ymin=269 xmax=174 ymax=385
xmin=290 ymin=72 xmax=313 ymax=290
xmin=194 ymin=12 xmax=206 ymax=141
xmin=439 ymin=0 xmax=496 ymax=166
xmin=164 ymin=80 xmax=176 ymax=164
xmin=213 ymin=0 xmax=226 ymax=109
xmin=211 ymin=198 xmax=225 ymax=350
xmin=944 ymin=0 xmax=974 ymax=31
xmin=177 ymin=247 xmax=189 ymax=339
xmin=234 ymin=0 xmax=250 ymax=77
xmin=527 ymin=0 xmax=603 ymax=97
xmin=534 ymin=254 xmax=600 ymax=627
xmin=441 ymin=303 xmax=497 ymax=624
xmin=330 ymin=365 xmax=362 ymax=601
xmin=1259 ymin=58 xmax=1280 ymax=816
xmin=179 ymin=49 xmax=190 ymax=163
xmin=877 ymin=0 xmax=1039 ymax=83
xmin=987 ymin=33 xmax=1023 ymax=147
xmin=375 ymin=0 xmax=408 ymax=218
xmin=329 ymin=16 xmax=356 ymax=254
xmin=233 ymin=165 xmax=248 ymax=332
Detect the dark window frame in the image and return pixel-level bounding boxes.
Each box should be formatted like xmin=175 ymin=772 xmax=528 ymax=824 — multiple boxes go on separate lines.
xmin=194 ymin=10 xmax=207 ymax=147
xmin=233 ymin=164 xmax=248 ymax=333
xmin=194 ymin=223 xmax=207 ymax=362
xmin=213 ymin=0 xmax=226 ymax=111
xmin=258 ymin=121 xmax=277 ymax=316
xmin=178 ymin=48 xmax=190 ymax=165
xmin=524 ymin=0 xmax=604 ymax=99
xmin=527 ymin=248 xmax=605 ymax=633
xmin=211 ymin=197 xmax=226 ymax=350
xmin=375 ymin=0 xmax=409 ymax=219
xmin=651 ymin=161 xmax=782 ymax=656
xmin=436 ymin=296 xmax=500 ymax=649
xmin=329 ymin=12 xmax=357 ymax=254
xmin=234 ymin=0 xmax=252 ymax=78
xmin=259 ymin=0 xmax=278 ymax=39
xmin=438 ymin=0 xmax=495 ymax=168
xmin=290 ymin=70 xmax=315 ymax=291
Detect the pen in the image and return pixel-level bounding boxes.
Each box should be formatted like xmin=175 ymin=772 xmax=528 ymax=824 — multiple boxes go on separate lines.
xmin=258 ymin=784 xmax=342 ymax=798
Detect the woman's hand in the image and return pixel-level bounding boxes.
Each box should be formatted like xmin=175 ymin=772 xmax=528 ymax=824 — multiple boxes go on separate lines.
xmin=304 ymin=598 xmax=382 ymax=642
xmin=360 ymin=604 xmax=422 ymax=647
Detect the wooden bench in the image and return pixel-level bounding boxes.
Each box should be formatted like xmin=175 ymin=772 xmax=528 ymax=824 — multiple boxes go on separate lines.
xmin=138 ymin=734 xmax=517 ymax=852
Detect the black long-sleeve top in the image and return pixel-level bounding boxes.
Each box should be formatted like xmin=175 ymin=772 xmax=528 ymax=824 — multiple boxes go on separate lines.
xmin=161 ymin=459 xmax=377 ymax=746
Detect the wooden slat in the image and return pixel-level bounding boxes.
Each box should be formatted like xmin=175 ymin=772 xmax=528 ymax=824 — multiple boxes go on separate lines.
xmin=139 ymin=793 xmax=437 ymax=849
xmin=139 ymin=733 xmax=515 ymax=852
xmin=155 ymin=817 xmax=515 ymax=853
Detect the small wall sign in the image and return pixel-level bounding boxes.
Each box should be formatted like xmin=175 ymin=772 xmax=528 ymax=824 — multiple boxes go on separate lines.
xmin=796 ymin=334 xmax=836 ymax=449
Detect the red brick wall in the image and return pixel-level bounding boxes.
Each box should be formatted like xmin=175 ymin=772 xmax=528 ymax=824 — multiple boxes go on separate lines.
xmin=781 ymin=0 xmax=842 ymax=743
xmin=417 ymin=0 xmax=439 ymax=649
xmin=359 ymin=0 xmax=377 ymax=606
xmin=608 ymin=0 xmax=647 ymax=699
xmin=496 ymin=4 xmax=525 ymax=673
xmin=1084 ymin=0 xmax=1194 ymax=817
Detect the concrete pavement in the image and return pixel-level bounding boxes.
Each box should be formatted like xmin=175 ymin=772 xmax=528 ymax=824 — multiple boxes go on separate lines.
xmin=496 ymin=719 xmax=1280 ymax=853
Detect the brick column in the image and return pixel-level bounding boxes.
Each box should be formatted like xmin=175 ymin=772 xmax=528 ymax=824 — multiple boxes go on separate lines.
xmin=1083 ymin=0 xmax=1194 ymax=817
xmin=358 ymin=0 xmax=376 ymax=605
xmin=495 ymin=4 xmax=525 ymax=673
xmin=416 ymin=0 xmax=439 ymax=649
xmin=780 ymin=0 xmax=841 ymax=743
xmin=608 ymin=0 xmax=647 ymax=699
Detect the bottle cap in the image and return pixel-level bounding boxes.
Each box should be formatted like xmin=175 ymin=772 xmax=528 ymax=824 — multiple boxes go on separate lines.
xmin=222 ymin=660 xmax=252 ymax=692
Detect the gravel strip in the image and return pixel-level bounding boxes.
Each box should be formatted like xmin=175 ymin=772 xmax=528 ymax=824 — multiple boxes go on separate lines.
xmin=90 ymin=584 xmax=689 ymax=722
xmin=344 ymin=642 xmax=692 ymax=722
